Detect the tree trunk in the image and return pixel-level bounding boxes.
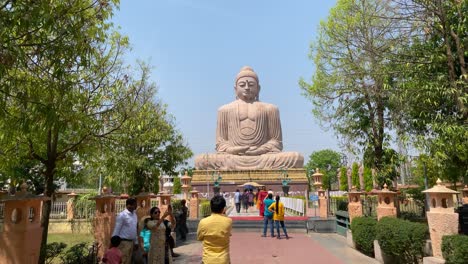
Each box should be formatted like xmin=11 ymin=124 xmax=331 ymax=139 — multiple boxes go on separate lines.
xmin=38 ymin=164 xmax=55 ymax=264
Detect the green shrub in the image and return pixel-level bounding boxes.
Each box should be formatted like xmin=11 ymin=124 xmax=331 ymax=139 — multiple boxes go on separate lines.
xmin=200 ymin=200 xmax=211 ymax=218
xmin=60 ymin=242 xmax=98 ymax=264
xmin=351 ymin=216 xmax=377 ymax=256
xmin=442 ymin=235 xmax=468 ymax=264
xmin=46 ymin=242 xmax=67 ymax=264
xmin=171 ymin=199 xmax=183 ymax=212
xmin=376 ymin=217 xmax=428 ymax=264
xmin=337 ymin=200 xmax=349 ymax=211
xmin=331 ymin=196 xmax=348 ymax=213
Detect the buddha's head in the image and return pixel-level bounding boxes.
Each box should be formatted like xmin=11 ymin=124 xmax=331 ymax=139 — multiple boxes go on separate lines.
xmin=235 ymin=66 xmax=260 ymax=102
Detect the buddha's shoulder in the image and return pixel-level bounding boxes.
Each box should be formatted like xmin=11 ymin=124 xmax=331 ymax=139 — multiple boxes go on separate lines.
xmin=218 ymin=101 xmax=238 ymax=112
xmin=256 ymin=101 xmax=278 ymax=109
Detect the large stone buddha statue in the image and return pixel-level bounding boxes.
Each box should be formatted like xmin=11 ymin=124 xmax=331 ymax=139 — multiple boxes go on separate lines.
xmin=194 ymin=66 xmax=304 ymax=170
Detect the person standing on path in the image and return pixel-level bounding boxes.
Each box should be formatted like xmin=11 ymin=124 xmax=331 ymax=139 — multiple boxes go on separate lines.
xmin=112 ymin=198 xmax=138 ymax=264
xmin=147 ymin=205 xmax=176 ymax=264
xmin=176 ymin=199 xmax=189 ymax=241
xmin=257 ymin=186 xmax=268 ymax=216
xmin=197 ymin=195 xmax=232 ymax=264
xmin=268 ymin=195 xmax=289 ymax=240
xmin=234 ymin=189 xmax=241 ymax=213
xmin=261 ymin=193 xmax=275 ymax=237
xmin=241 ymin=189 xmax=249 ymax=213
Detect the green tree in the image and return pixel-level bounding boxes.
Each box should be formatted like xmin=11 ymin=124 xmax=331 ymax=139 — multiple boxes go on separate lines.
xmin=363 ymin=167 xmax=373 ymax=192
xmin=305 ymin=149 xmax=342 ymax=190
xmin=391 ymin=1 xmax=468 ymax=185
xmin=173 ymin=176 xmax=182 ymax=194
xmin=300 ymin=0 xmax=404 ymax=172
xmin=351 ymin=162 xmax=360 ymax=190
xmin=340 ymin=167 xmax=348 ymax=191
xmin=0 ymin=1 xmax=191 ymax=262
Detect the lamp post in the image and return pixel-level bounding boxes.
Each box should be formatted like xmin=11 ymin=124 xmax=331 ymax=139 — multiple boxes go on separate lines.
xmin=279 ymin=168 xmax=291 ymax=196
xmin=327 ymin=164 xmax=331 ymax=216
xmin=212 ymin=170 xmax=222 ymax=195
xmin=204 ymin=153 xmax=209 ymax=198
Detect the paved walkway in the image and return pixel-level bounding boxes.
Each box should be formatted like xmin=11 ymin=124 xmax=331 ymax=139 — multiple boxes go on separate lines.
xmin=173 ymin=231 xmax=378 ymax=264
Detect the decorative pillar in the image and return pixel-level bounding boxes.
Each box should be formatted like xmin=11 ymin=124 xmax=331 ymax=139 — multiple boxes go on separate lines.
xmin=348 ymin=188 xmax=363 ymax=224
xmin=90 ymin=187 xmax=117 ymax=259
xmin=422 ymin=179 xmax=459 ymax=260
xmin=312 ymin=169 xmax=328 ymax=218
xmin=376 ymin=184 xmax=397 ymax=220
xmin=162 ymin=174 xmax=174 ymax=193
xmin=0 ymin=183 xmax=49 ymax=264
xmin=135 ymin=189 xmax=152 ymax=223
xmin=462 ymin=185 xmax=468 ymax=205
xmin=377 ymin=183 xmax=397 ymax=220
xmin=181 ymin=171 xmax=192 ymax=200
xmin=158 ymin=193 xmax=172 ymax=216
xmin=66 ymin=192 xmax=78 ymax=221
xmin=189 ymin=190 xmax=200 ymax=219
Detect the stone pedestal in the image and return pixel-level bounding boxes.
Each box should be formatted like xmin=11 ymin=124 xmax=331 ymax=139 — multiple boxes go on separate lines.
xmin=0 ymin=190 xmax=49 ymax=264
xmin=190 ymin=169 xmax=308 ymax=192
xmin=462 ymin=185 xmax=468 ymax=205
xmin=135 ymin=192 xmax=152 ymax=223
xmin=318 ymin=189 xmax=328 ymax=218
xmin=376 ymin=184 xmax=397 ymax=221
xmin=423 ymin=179 xmax=459 ymax=259
xmin=348 ymin=190 xmax=363 ymax=224
xmin=158 ymin=193 xmax=173 ymax=216
xmin=189 ymin=190 xmax=200 ymax=219
xmin=181 ymin=172 xmax=192 ymax=200
xmin=90 ymin=194 xmax=117 ymax=258
xmin=66 ymin=192 xmax=78 ymax=221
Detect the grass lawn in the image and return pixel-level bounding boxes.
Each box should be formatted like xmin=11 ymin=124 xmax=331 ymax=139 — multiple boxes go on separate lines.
xmin=48 ymin=233 xmax=94 ymax=247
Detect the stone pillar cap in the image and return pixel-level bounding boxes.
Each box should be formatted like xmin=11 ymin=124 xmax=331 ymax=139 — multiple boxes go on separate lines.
xmin=423 ymin=178 xmax=459 ymax=194
xmin=312 ymin=168 xmax=323 ymax=176
xmin=380 ymin=183 xmax=396 ymax=194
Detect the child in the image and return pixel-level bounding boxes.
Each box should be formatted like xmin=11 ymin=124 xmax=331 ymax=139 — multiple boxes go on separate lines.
xmin=102 ymin=235 xmax=122 ymax=264
xmin=139 ymin=217 xmax=151 ymax=264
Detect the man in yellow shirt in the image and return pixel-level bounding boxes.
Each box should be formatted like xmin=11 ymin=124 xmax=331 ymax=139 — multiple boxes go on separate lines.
xmin=197 ymin=195 xmax=232 ymax=264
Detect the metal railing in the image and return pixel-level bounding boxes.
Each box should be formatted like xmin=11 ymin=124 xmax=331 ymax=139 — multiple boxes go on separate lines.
xmin=50 ymin=201 xmax=67 ymax=219
xmin=282 ymin=197 xmax=305 ymax=216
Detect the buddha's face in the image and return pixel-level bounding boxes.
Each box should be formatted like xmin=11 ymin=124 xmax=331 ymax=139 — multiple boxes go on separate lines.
xmin=235 ymin=76 xmax=260 ymax=102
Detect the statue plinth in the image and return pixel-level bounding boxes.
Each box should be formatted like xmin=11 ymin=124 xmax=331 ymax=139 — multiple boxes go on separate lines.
xmin=191 ymin=169 xmax=308 ymax=193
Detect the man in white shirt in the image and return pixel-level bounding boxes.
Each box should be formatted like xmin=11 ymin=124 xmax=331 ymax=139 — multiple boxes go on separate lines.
xmin=112 ymin=198 xmax=138 ymax=264
xmin=234 ymin=189 xmax=241 ymax=213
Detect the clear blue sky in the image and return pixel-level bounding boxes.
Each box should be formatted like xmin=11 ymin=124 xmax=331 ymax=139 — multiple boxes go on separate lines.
xmin=113 ymin=0 xmax=339 ymax=166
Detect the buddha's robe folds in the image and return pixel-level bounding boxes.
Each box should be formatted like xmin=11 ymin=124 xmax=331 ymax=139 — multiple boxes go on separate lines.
xmin=195 ymin=100 xmax=304 ymax=170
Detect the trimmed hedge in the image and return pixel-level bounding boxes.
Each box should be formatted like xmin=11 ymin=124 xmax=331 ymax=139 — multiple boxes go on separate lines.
xmin=351 ymin=216 xmax=377 ymax=257
xmin=442 ymin=235 xmax=468 ymax=264
xmin=376 ymin=217 xmax=428 ymax=264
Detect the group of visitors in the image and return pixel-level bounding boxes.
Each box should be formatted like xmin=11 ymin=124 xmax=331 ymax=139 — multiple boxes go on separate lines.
xmin=104 ymin=198 xmax=188 ymax=264
xmin=103 ymin=190 xmax=288 ymax=264
xmin=234 ymin=188 xmax=268 ymax=213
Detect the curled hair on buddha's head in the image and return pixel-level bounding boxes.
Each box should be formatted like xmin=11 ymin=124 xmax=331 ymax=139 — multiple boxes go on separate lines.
xmin=235 ymin=66 xmax=259 ymax=84
xmin=210 ymin=195 xmax=226 ymax=213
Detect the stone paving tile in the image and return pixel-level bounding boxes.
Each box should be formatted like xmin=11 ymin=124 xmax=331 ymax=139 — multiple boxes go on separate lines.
xmin=173 ymin=231 xmax=379 ymax=264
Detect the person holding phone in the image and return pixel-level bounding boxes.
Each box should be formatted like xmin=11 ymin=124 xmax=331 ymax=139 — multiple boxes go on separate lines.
xmin=146 ymin=205 xmax=176 ymax=264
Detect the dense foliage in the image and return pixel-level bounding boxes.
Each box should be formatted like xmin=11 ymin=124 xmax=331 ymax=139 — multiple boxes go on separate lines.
xmin=0 ymin=1 xmax=192 ymax=262
xmin=376 ymin=217 xmax=428 ymax=264
xmin=442 ymin=234 xmax=468 ymax=264
xmin=351 ymin=216 xmax=377 ymax=257
xmin=305 ymin=149 xmax=343 ymax=191
xmin=301 ymin=0 xmax=467 ymax=188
